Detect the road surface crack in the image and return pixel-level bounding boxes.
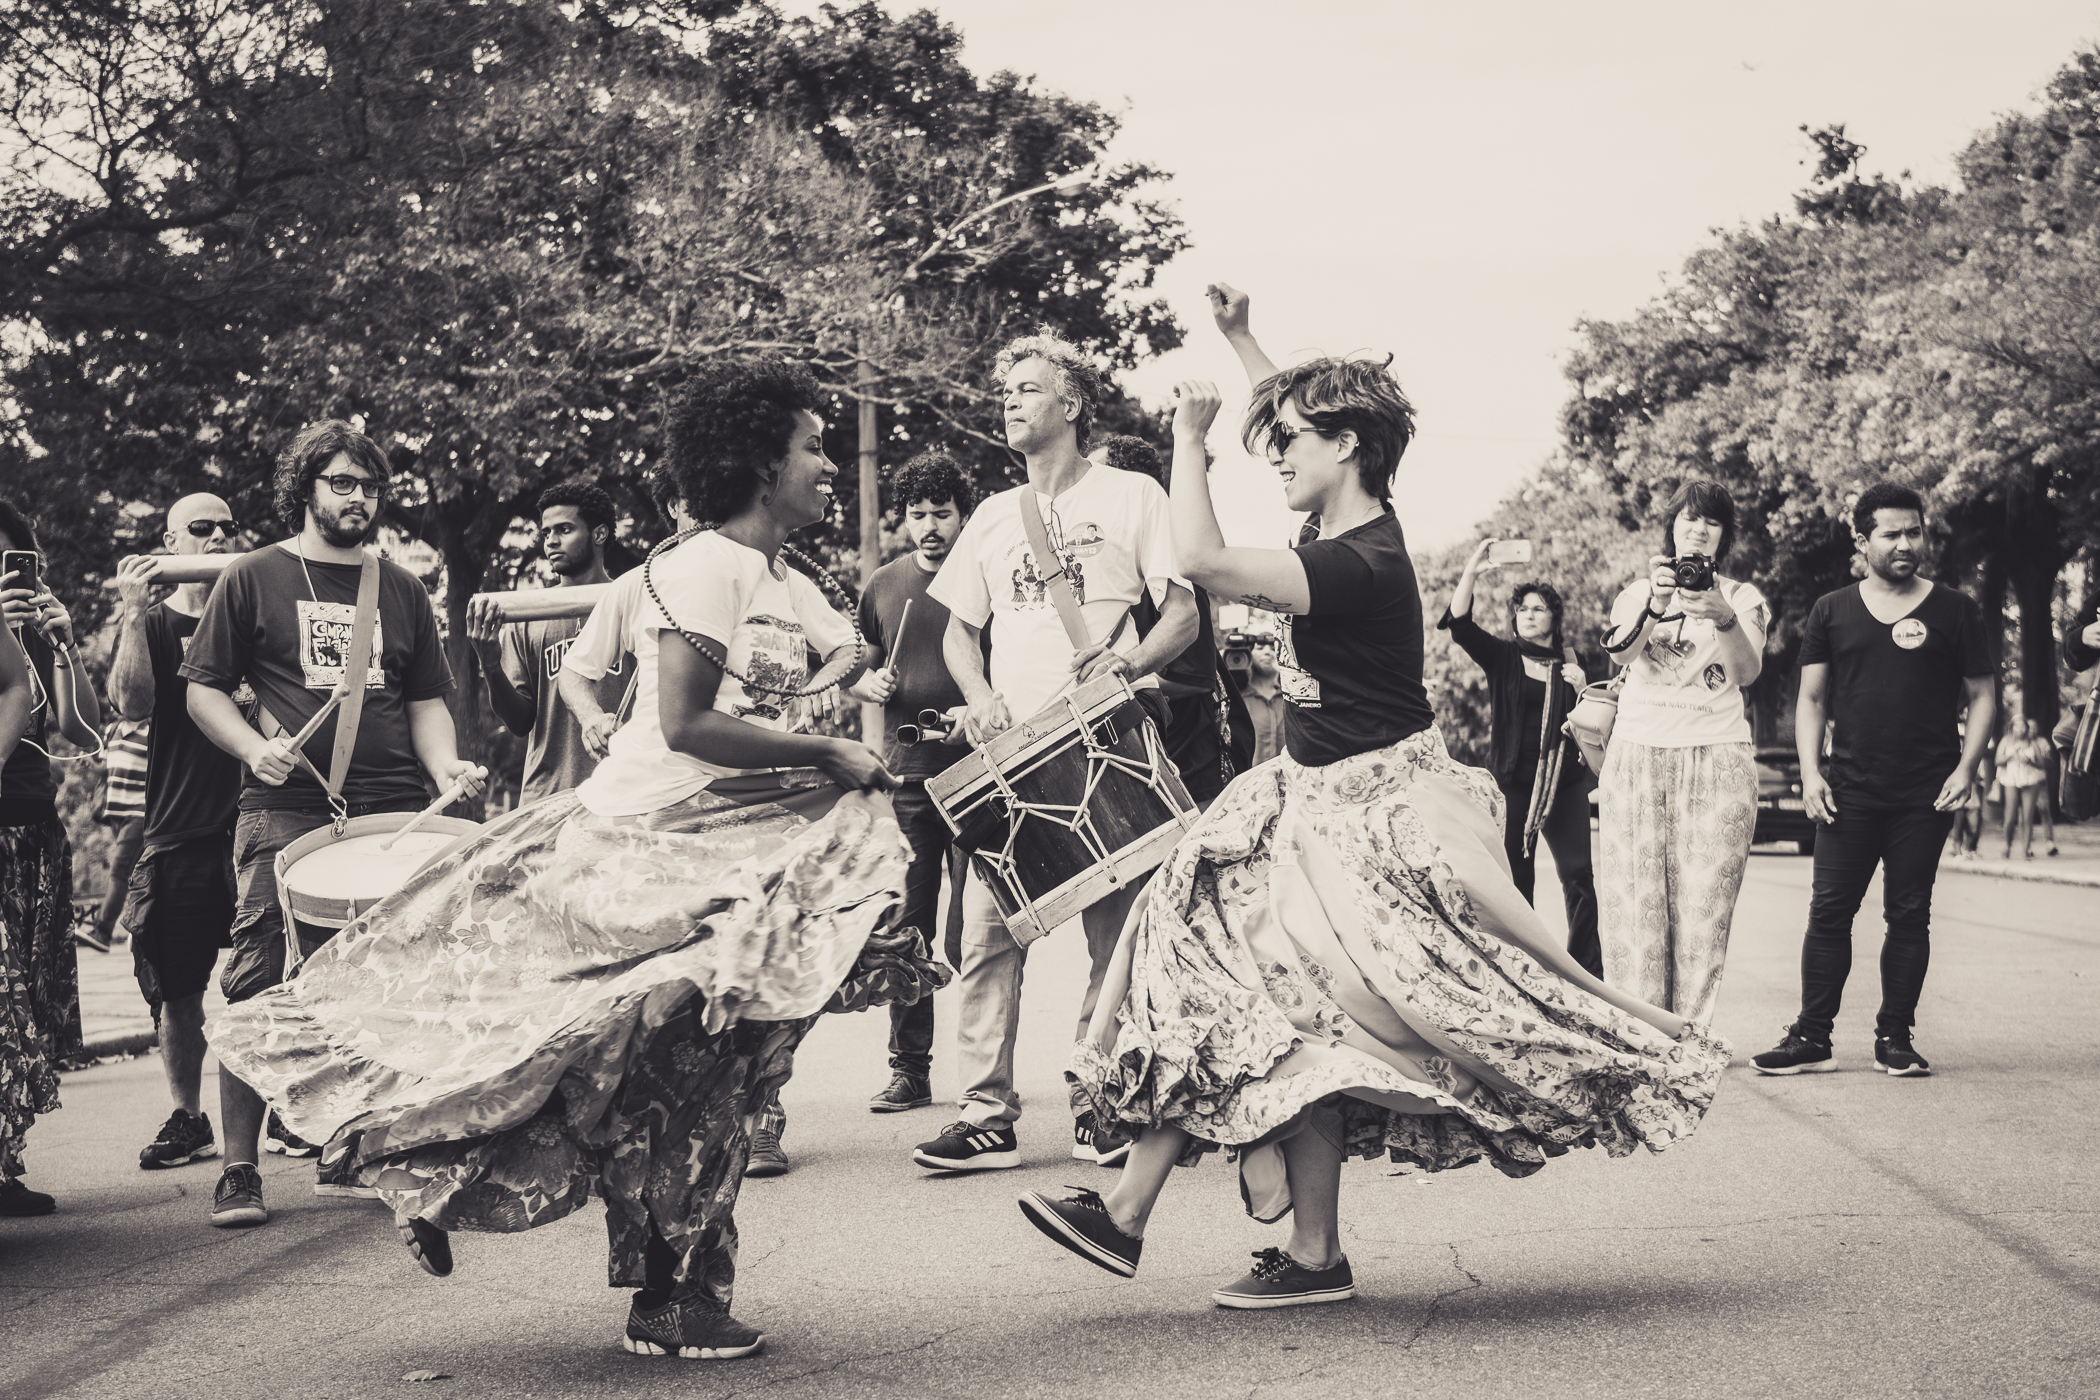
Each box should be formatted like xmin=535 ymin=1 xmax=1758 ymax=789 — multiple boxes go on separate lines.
xmin=1393 ymin=1241 xmax=1483 ymax=1351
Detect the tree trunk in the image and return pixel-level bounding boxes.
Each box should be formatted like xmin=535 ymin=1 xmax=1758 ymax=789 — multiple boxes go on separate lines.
xmin=2010 ymin=545 xmax=2065 ymax=732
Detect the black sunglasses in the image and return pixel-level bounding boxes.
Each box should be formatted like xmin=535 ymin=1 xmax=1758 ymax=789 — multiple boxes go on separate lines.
xmin=1267 ymin=419 xmax=1330 ymax=458
xmin=183 ymin=519 xmax=239 ymax=538
xmin=317 ymin=473 xmax=387 ymax=500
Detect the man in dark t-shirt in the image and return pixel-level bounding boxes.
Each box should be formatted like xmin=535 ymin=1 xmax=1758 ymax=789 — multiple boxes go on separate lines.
xmin=1754 ymin=484 xmax=1995 ymax=1079
xmin=109 ymin=494 xmax=250 ymax=1172
xmin=180 ymin=420 xmax=481 ymax=1229
xmin=846 ymin=450 xmax=973 ymax=1119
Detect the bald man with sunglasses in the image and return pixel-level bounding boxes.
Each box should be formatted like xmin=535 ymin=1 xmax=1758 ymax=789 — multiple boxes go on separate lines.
xmin=109 ymin=494 xmax=249 ymax=1174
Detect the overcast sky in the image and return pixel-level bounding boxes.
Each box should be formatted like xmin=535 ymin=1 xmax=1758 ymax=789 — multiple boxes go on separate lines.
xmin=792 ymin=0 xmax=2100 ymax=552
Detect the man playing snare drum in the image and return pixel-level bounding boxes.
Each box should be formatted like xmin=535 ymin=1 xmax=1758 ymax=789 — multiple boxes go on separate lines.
xmin=182 ymin=420 xmax=483 ymax=1230
xmin=911 ymin=332 xmax=1198 ymax=1173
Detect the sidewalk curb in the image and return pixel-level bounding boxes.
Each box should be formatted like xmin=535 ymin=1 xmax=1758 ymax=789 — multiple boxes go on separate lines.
xmin=1937 ymin=861 xmax=2100 ymax=890
xmin=62 ymin=1030 xmax=158 ymax=1067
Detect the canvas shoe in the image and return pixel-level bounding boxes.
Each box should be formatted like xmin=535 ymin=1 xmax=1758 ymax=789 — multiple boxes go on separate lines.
xmin=744 ymin=1126 xmax=789 ymax=1178
xmin=868 ymin=1072 xmax=932 ymax=1113
xmin=209 ymin=1163 xmax=268 ymax=1227
xmin=1018 ymin=1187 xmax=1142 ymax=1277
xmin=1211 ymin=1247 xmax=1356 ymax=1309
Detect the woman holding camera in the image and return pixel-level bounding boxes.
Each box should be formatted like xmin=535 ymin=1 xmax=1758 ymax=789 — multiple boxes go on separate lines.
xmin=1439 ymin=541 xmax=1600 ymax=976
xmin=1596 ymin=481 xmax=1766 ymax=1027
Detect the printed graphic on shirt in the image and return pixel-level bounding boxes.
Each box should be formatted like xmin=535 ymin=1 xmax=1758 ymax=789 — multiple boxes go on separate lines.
xmin=726 ymin=613 xmax=806 ymax=722
xmin=1891 ymin=618 xmax=1927 ymax=650
xmin=178 ymin=631 xmax=256 ymax=707
xmin=1010 ymin=549 xmax=1086 ymax=610
xmin=1641 ymin=625 xmax=1699 ymax=680
xmin=540 ymin=634 xmax=618 ymax=681
xmin=1277 ymin=616 xmax=1321 ymax=708
xmin=296 ymin=599 xmax=387 ymax=690
xmin=1703 ymin=663 xmax=1727 ymax=691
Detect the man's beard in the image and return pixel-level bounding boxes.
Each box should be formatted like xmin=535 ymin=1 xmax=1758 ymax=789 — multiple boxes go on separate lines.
xmin=315 ymin=507 xmax=376 ymax=548
xmin=554 ymin=545 xmax=597 ymax=579
xmin=1870 ymin=551 xmax=1917 ymax=582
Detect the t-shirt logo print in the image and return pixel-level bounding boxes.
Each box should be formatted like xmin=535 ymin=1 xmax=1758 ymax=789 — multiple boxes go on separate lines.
xmin=1011 ymin=550 xmax=1086 ymax=610
xmin=1278 ymin=617 xmax=1321 ymax=708
xmin=296 ymin=599 xmax=387 ymax=690
xmin=1891 ymin=618 xmax=1927 ymax=650
xmin=728 ymin=614 xmax=804 ymax=722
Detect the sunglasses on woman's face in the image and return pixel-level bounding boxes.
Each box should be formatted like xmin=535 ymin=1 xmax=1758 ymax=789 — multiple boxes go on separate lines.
xmin=1268 ymin=420 xmax=1328 ymax=458
xmin=183 ymin=519 xmax=239 ymax=538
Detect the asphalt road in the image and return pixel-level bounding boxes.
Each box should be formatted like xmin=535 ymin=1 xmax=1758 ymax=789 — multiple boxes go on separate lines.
xmin=4 ymin=855 xmax=2095 ymax=1400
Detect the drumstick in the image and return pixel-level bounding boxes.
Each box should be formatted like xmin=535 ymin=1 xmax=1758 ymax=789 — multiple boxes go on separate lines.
xmin=884 ymin=598 xmax=913 ymax=681
xmin=378 ymin=765 xmax=489 ymax=851
xmin=286 ymin=682 xmax=351 ymax=752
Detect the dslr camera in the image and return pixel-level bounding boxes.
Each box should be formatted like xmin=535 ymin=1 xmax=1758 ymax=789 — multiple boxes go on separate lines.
xmin=1668 ymin=552 xmax=1715 ymax=592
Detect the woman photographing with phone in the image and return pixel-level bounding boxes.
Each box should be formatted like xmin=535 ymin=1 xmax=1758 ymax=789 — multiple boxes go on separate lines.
xmin=0 ymin=620 xmax=61 ymax=1217
xmin=1596 ymin=480 xmax=1766 ymax=1027
xmin=1439 ymin=538 xmax=1600 ymax=976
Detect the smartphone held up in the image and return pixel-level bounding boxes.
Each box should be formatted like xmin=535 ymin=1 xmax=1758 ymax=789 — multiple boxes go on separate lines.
xmin=1486 ymin=539 xmax=1533 ymax=567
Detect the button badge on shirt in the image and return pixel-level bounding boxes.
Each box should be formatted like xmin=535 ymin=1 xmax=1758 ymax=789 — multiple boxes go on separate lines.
xmin=1891 ymin=619 xmax=1927 ymax=650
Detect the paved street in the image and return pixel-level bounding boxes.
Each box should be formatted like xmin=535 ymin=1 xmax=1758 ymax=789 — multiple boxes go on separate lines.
xmin=6 ymin=854 xmax=2096 ymax=1400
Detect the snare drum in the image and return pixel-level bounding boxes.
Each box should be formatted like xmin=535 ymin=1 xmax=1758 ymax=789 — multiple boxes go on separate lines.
xmin=274 ymin=813 xmax=483 ymax=974
xmin=928 ymin=673 xmax=1196 ymax=945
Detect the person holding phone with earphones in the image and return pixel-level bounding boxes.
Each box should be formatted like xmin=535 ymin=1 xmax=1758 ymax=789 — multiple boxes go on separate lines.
xmin=0 ymin=496 xmax=101 ymax=1089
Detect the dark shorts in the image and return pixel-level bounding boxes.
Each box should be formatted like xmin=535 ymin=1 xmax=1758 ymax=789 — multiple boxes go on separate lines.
xmin=225 ymin=799 xmax=425 ymax=1005
xmin=127 ymin=836 xmax=236 ymax=1005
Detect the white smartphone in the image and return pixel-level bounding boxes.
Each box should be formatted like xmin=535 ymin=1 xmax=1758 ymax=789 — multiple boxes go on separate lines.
xmin=1487 ymin=539 xmax=1534 ymax=566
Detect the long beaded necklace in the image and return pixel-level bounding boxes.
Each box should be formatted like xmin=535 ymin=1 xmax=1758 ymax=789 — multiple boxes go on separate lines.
xmin=640 ymin=525 xmax=864 ymax=725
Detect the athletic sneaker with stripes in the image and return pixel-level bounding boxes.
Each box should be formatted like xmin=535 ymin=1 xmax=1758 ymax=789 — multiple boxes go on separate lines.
xmin=911 ymin=1120 xmax=1021 ymax=1171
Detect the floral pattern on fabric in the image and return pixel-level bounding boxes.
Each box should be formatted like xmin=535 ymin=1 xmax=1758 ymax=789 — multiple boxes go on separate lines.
xmin=0 ymin=912 xmax=59 ymax=1179
xmin=1069 ymin=728 xmax=1730 ymax=1184
xmin=0 ymin=820 xmax=81 ymax=1058
xmin=212 ymin=781 xmax=942 ymax=1290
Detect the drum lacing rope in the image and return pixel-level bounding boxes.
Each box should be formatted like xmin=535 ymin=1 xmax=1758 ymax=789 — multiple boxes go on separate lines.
xmin=640 ymin=525 xmax=864 ymax=700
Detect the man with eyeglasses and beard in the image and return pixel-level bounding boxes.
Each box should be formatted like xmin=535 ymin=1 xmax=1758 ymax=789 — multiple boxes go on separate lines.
xmin=181 ymin=421 xmax=484 ymax=1229
xmin=108 ymin=495 xmax=250 ymax=1174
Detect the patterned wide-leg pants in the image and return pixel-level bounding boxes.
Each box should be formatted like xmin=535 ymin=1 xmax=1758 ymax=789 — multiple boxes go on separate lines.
xmin=1596 ymin=740 xmax=1758 ymax=1026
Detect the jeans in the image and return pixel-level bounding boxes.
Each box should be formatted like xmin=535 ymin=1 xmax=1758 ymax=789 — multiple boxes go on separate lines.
xmin=1500 ymin=775 xmax=1601 ymax=978
xmin=952 ymin=867 xmax=1142 ymax=1130
xmin=1795 ymin=802 xmax=1954 ymax=1041
xmin=888 ymin=782 xmax=966 ymax=1079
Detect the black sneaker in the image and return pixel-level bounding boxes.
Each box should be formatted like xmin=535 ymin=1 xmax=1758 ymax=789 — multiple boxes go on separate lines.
xmin=869 ymin=1072 xmax=933 ymax=1113
xmin=1211 ymin=1247 xmax=1356 ymax=1309
xmin=1018 ymin=1187 xmax=1142 ymax=1277
xmin=1875 ymin=1034 xmax=1932 ymax=1077
xmin=264 ymin=1110 xmax=319 ymax=1158
xmin=1072 ymin=1113 xmax=1133 ymax=1167
xmin=743 ymin=1126 xmax=789 ymax=1178
xmin=210 ymin=1163 xmax=268 ymax=1227
xmin=139 ymin=1108 xmax=218 ymax=1170
xmin=0 ymin=1177 xmax=56 ymax=1216
xmin=911 ymin=1120 xmax=1020 ymax=1172
xmin=314 ymin=1132 xmax=378 ymax=1199
xmin=398 ymin=1216 xmax=453 ymax=1276
xmin=1750 ymin=1026 xmax=1837 ymax=1076
xmin=623 ymin=1291 xmax=764 ymax=1360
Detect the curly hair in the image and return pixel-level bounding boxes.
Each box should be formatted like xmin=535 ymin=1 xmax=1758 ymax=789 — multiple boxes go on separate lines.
xmin=1659 ymin=478 xmax=1737 ymax=564
xmin=1092 ymin=432 xmax=1164 ymax=485
xmin=537 ymin=479 xmax=617 ymax=533
xmin=1851 ymin=480 xmax=1925 ymax=537
xmin=890 ymin=448 xmax=976 ymax=516
xmin=1242 ymin=357 xmax=1417 ymax=502
xmin=273 ymin=420 xmax=390 ymax=533
xmin=994 ymin=330 xmax=1102 ymax=451
xmin=662 ymin=358 xmax=825 ymax=526
xmin=1507 ymin=579 xmax=1565 ymax=652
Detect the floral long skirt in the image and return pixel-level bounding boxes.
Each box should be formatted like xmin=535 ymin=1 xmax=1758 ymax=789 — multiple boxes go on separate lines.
xmin=0 ymin=912 xmax=60 ymax=1181
xmin=212 ymin=775 xmax=941 ymax=1296
xmin=0 ymin=819 xmax=81 ymax=1059
xmin=1070 ymin=728 xmax=1729 ymax=1216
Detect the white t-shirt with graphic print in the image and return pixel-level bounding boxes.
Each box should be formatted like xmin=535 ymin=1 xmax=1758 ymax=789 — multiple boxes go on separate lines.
xmin=1607 ymin=575 xmax=1769 ymax=748
xmin=572 ymin=531 xmax=855 ymax=816
xmin=928 ymin=465 xmax=1186 ymax=722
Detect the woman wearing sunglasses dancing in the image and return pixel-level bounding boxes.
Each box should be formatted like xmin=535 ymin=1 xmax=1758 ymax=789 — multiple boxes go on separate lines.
xmin=1018 ymin=286 xmax=1729 ymax=1309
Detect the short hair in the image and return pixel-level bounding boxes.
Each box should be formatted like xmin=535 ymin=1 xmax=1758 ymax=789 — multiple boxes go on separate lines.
xmin=890 ymin=448 xmax=975 ymax=516
xmin=273 ymin=420 xmax=390 ymax=532
xmin=1852 ymin=480 xmax=1926 ymax=537
xmin=1093 ymin=433 xmax=1163 ymax=485
xmin=646 ymin=468 xmax=683 ymax=529
xmin=994 ymin=330 xmax=1102 ymax=451
xmin=537 ymin=480 xmax=617 ymax=534
xmin=1660 ymin=478 xmax=1737 ymax=564
xmin=0 ymin=496 xmax=38 ymax=554
xmin=1507 ymin=580 xmax=1565 ymax=651
xmin=661 ymin=358 xmax=825 ymax=526
xmin=1241 ymin=357 xmax=1418 ymax=502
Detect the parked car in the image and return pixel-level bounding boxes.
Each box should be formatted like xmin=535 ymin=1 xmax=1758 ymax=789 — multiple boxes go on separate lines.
xmin=1754 ymin=747 xmax=1818 ymax=853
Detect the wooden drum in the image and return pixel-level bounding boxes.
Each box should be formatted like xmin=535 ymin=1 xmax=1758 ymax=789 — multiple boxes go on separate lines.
xmin=274 ymin=813 xmax=483 ymax=973
xmin=928 ymin=673 xmax=1197 ymax=945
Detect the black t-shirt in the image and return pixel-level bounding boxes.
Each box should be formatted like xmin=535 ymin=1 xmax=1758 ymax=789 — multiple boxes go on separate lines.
xmin=142 ymin=604 xmax=247 ymax=848
xmin=859 ymin=554 xmax=968 ymax=781
xmin=179 ymin=545 xmax=454 ymax=811
xmin=1278 ymin=512 xmax=1436 ymax=766
xmin=0 ymin=627 xmax=60 ymax=824
xmin=1798 ymin=581 xmax=1992 ymax=809
xmin=1513 ymin=673 xmax=1547 ymax=783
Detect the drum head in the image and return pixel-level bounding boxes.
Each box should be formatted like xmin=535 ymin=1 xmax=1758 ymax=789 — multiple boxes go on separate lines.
xmin=278 ymin=813 xmax=483 ymax=929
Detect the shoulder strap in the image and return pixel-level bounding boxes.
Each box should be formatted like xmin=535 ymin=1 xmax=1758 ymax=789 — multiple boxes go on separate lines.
xmin=324 ymin=552 xmax=382 ymax=799
xmin=1016 ymin=486 xmax=1091 ymax=652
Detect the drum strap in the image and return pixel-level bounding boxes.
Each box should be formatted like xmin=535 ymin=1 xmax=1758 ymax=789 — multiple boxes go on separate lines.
xmin=1017 ymin=486 xmax=1093 ymax=652
xmin=326 ymin=553 xmax=383 ymax=799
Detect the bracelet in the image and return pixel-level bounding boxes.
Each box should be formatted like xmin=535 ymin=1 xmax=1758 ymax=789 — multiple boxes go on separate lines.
xmin=1714 ymin=613 xmax=1739 ymax=633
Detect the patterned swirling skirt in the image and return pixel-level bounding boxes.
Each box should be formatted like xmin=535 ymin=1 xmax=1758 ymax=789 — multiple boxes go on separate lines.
xmin=1070 ymin=727 xmax=1730 ymax=1214
xmin=212 ymin=776 xmax=939 ymax=1278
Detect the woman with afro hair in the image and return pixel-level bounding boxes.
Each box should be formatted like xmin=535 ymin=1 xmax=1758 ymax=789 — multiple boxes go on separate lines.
xmin=214 ymin=358 xmax=947 ymax=1361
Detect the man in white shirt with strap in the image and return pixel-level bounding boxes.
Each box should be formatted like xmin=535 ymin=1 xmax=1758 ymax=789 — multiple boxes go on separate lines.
xmin=910 ymin=332 xmax=1197 ymax=1173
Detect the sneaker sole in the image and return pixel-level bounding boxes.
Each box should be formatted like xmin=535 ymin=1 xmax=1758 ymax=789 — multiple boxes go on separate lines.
xmin=1750 ymin=1059 xmax=1838 ymax=1076
xmin=1212 ymin=1283 xmax=1356 ymax=1309
xmin=622 ymin=1334 xmax=763 ymax=1360
xmin=868 ymin=1096 xmax=933 ymax=1113
xmin=1877 ymin=1063 xmax=1932 ymax=1077
xmin=140 ymin=1144 xmax=220 ymax=1170
xmin=743 ymin=1160 xmax=789 ymax=1179
xmin=912 ymin=1148 xmax=1020 ymax=1172
xmin=1094 ymin=1141 xmax=1132 ymax=1168
xmin=1017 ymin=1193 xmax=1138 ymax=1277
xmin=210 ymin=1205 xmax=268 ymax=1228
xmin=314 ymin=1184 xmax=381 ymax=1199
